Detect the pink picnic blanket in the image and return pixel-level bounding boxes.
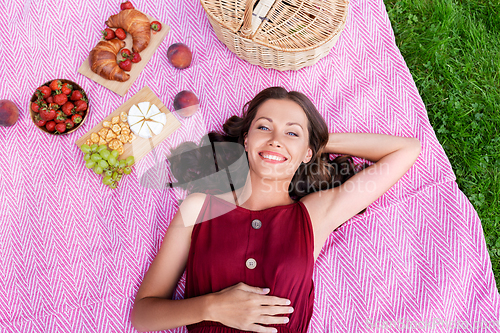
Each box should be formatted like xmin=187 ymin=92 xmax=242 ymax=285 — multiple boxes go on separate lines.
xmin=1 ymin=0 xmax=499 ymax=332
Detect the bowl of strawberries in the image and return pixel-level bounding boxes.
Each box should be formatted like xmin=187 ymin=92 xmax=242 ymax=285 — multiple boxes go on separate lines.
xmin=30 ymin=79 xmax=89 ymax=135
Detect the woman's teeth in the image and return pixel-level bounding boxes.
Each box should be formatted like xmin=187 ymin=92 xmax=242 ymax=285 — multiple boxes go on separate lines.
xmin=260 ymin=153 xmax=286 ymax=161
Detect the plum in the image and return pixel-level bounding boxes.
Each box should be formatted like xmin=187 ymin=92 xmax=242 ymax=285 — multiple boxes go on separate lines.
xmin=0 ymin=99 xmax=19 ymax=127
xmin=167 ymin=43 xmax=192 ymax=69
xmin=173 ymin=90 xmax=199 ymax=118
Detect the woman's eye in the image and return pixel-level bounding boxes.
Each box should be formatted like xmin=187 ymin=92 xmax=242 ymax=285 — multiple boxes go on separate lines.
xmin=258 ymin=126 xmax=269 ymax=131
xmin=288 ymin=132 xmax=298 ymax=137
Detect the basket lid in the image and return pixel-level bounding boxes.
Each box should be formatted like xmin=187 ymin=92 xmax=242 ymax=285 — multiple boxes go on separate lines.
xmin=201 ymin=0 xmax=349 ymax=52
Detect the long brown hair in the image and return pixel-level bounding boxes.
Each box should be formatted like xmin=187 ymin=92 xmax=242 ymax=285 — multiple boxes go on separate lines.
xmin=167 ymin=87 xmax=368 ymax=214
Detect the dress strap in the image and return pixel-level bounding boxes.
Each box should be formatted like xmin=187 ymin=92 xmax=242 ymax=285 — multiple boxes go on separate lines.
xmin=231 ymin=188 xmax=239 ymax=206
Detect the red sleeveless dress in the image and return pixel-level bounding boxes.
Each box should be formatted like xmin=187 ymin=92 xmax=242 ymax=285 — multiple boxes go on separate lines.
xmin=185 ymin=193 xmax=315 ymax=333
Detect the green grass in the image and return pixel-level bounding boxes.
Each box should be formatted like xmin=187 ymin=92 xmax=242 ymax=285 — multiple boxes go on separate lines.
xmin=382 ymin=0 xmax=500 ymax=291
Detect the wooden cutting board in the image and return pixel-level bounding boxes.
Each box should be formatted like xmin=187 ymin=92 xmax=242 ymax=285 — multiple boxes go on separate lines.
xmin=75 ymin=85 xmax=181 ymax=163
xmin=78 ymin=11 xmax=170 ymax=96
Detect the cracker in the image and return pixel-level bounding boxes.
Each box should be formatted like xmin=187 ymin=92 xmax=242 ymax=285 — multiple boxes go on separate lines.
xmin=91 ymin=132 xmax=99 ymax=143
xmin=98 ymin=128 xmax=109 ymax=138
xmin=112 ymin=124 xmax=121 ymax=134
xmin=118 ymin=134 xmax=129 ymax=144
xmin=120 ymin=111 xmax=128 ymax=122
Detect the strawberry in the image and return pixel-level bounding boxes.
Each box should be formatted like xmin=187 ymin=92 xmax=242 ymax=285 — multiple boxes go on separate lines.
xmin=118 ymin=58 xmax=132 ymax=71
xmin=53 ymin=92 xmax=68 ymax=106
xmin=71 ymin=114 xmax=83 ymax=124
xmin=54 ymin=111 xmax=67 ymax=124
xmin=55 ymin=123 xmax=66 ymax=133
xmin=34 ymin=114 xmax=46 ymax=127
xmin=120 ymin=1 xmax=134 ymax=10
xmin=46 ymin=95 xmax=54 ymax=104
xmin=150 ymin=21 xmax=162 ymax=32
xmin=115 ymin=28 xmax=126 ymax=40
xmin=45 ymin=121 xmax=56 ymax=132
xmin=31 ymin=102 xmax=40 ymax=113
xmin=74 ymin=100 xmax=88 ymax=112
xmin=49 ymin=80 xmax=61 ymax=92
xmin=130 ymin=52 xmax=141 ymax=63
xmin=38 ymin=86 xmax=51 ymax=99
xmin=62 ymin=102 xmax=75 ymax=116
xmin=39 ymin=105 xmax=56 ymax=121
xmin=102 ymin=28 xmax=115 ymax=40
xmin=61 ymin=83 xmax=72 ymax=95
xmin=49 ymin=102 xmax=59 ymax=110
xmin=64 ymin=119 xmax=75 ymax=130
xmin=121 ymin=48 xmax=132 ymax=58
xmin=70 ymin=90 xmax=83 ymax=101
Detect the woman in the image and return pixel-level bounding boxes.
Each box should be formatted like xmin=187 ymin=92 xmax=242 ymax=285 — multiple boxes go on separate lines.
xmin=131 ymin=87 xmax=421 ymax=333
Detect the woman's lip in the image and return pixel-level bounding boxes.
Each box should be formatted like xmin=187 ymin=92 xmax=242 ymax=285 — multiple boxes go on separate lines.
xmin=259 ymin=152 xmax=287 ymax=163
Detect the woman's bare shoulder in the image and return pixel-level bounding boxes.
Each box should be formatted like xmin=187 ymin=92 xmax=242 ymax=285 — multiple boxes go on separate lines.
xmin=177 ymin=192 xmax=208 ymax=228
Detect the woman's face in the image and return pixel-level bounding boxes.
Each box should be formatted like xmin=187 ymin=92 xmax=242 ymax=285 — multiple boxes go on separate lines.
xmin=244 ymin=98 xmax=313 ymax=180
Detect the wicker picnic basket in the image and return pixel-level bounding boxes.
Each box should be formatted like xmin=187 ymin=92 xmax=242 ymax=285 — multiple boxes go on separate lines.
xmin=199 ymin=0 xmax=349 ymax=71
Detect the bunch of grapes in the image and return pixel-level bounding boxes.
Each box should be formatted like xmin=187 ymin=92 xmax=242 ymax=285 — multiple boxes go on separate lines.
xmin=80 ymin=143 xmax=135 ymax=189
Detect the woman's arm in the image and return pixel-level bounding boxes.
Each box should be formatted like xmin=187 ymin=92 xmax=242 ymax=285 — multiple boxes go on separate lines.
xmin=302 ymin=132 xmax=421 ymax=254
xmin=324 ymin=132 xmax=421 ymax=162
xmin=132 ymin=295 xmax=214 ymax=332
xmin=131 ymin=193 xmax=210 ymax=332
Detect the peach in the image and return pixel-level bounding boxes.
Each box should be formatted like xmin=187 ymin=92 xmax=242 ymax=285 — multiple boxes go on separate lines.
xmin=0 ymin=99 xmax=19 ymax=127
xmin=173 ymin=90 xmax=199 ymax=118
xmin=167 ymin=43 xmax=192 ymax=69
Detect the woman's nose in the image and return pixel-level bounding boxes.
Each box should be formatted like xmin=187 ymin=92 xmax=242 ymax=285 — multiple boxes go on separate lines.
xmin=268 ymin=139 xmax=281 ymax=147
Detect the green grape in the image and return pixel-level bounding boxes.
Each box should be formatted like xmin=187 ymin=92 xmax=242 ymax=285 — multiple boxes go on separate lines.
xmin=117 ymin=168 xmax=123 ymax=174
xmin=90 ymin=144 xmax=98 ymax=152
xmin=108 ymin=156 xmax=117 ymax=166
xmin=98 ymin=160 xmax=108 ymax=169
xmin=123 ymin=167 xmax=131 ymax=175
xmin=84 ymin=153 xmax=91 ymax=161
xmin=113 ymin=160 xmax=119 ymax=167
xmin=97 ymin=145 xmax=107 ymax=153
xmin=110 ymin=150 xmax=119 ymax=159
xmin=102 ymin=176 xmax=112 ymax=185
xmin=126 ymin=156 xmax=135 ymax=166
xmin=105 ymin=170 xmax=113 ymax=177
xmin=112 ymin=171 xmax=118 ymax=180
xmin=116 ymin=174 xmax=123 ymax=181
xmin=99 ymin=149 xmax=111 ymax=160
xmin=93 ymin=165 xmax=104 ymax=174
xmin=91 ymin=154 xmax=102 ymax=162
xmin=118 ymin=160 xmax=127 ymax=169
xmin=81 ymin=144 xmax=91 ymax=154
xmin=85 ymin=160 xmax=96 ymax=169
xmin=109 ymin=182 xmax=118 ymax=189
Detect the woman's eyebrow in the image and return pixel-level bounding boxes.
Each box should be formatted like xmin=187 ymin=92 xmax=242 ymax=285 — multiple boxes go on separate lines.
xmin=256 ymin=116 xmax=303 ymax=130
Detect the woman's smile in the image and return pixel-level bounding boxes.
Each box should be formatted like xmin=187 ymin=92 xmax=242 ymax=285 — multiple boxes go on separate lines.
xmin=259 ymin=151 xmax=288 ymax=163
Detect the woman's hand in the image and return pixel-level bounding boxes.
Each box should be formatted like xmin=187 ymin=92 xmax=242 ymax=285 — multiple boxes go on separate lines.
xmin=207 ymin=282 xmax=294 ymax=333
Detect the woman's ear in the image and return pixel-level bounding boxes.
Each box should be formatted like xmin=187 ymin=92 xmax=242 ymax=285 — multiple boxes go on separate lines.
xmin=244 ymin=133 xmax=248 ymax=151
xmin=303 ymin=147 xmax=313 ymax=164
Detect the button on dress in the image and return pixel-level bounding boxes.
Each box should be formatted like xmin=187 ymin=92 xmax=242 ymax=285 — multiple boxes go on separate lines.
xmin=185 ymin=193 xmax=315 ymax=333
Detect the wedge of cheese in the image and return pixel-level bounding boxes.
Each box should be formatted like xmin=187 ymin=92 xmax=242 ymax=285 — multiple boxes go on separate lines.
xmin=127 ymin=102 xmax=166 ymax=138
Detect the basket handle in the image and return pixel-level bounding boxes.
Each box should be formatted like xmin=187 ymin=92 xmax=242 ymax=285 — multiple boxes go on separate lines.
xmin=240 ymin=0 xmax=257 ymax=38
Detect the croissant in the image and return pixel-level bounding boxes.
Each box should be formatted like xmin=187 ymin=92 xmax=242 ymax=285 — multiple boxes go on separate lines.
xmin=105 ymin=9 xmax=151 ymax=53
xmin=89 ymin=39 xmax=130 ymax=82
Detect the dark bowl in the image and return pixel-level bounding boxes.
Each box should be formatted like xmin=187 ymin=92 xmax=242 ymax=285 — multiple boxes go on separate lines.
xmin=29 ymin=79 xmax=89 ymax=135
